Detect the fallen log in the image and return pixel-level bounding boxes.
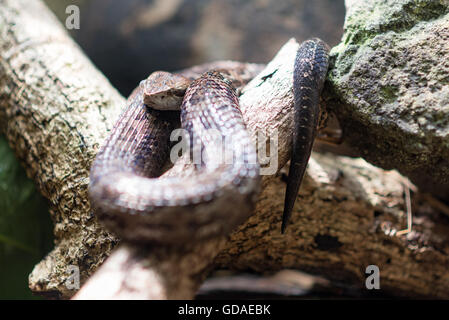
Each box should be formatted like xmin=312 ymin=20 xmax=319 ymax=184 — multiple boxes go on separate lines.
xmin=1 ymin=0 xmax=448 ymax=299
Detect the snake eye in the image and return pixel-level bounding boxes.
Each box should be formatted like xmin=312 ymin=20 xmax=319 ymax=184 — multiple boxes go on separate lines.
xmin=173 ymin=89 xmax=186 ymax=97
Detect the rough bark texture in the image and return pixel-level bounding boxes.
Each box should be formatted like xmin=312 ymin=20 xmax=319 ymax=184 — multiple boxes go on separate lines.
xmin=324 ymin=0 xmax=449 ymax=198
xmin=0 ymin=0 xmax=122 ymax=298
xmin=74 ymin=241 xmax=226 ymax=299
xmin=1 ymin=0 xmax=449 ymax=299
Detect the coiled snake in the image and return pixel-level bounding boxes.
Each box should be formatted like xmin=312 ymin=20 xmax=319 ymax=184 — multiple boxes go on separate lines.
xmin=89 ymin=39 xmax=329 ymax=244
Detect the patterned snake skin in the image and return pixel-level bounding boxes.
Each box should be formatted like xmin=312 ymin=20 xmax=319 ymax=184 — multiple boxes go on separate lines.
xmin=282 ymin=38 xmax=330 ymax=232
xmin=89 ymin=39 xmax=329 ymax=244
xmin=89 ymin=70 xmax=260 ymax=244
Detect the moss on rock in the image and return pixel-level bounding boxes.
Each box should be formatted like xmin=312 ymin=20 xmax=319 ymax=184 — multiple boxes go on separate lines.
xmin=325 ymin=0 xmax=449 ymax=193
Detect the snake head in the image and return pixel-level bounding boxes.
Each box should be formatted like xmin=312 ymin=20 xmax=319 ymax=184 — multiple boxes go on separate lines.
xmin=142 ymin=71 xmax=191 ymax=111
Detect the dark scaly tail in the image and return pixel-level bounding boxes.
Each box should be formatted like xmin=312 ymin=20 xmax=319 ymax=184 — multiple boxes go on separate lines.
xmin=281 ymin=38 xmax=330 ymax=233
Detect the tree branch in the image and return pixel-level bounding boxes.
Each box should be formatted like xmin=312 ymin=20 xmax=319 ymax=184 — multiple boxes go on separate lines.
xmin=1 ymin=0 xmax=449 ymax=299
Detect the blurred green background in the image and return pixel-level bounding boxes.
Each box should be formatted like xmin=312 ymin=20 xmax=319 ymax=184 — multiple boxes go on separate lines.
xmin=0 ymin=137 xmax=53 ymax=299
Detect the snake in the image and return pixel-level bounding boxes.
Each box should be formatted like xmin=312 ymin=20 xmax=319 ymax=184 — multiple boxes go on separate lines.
xmin=88 ymin=39 xmax=329 ymax=244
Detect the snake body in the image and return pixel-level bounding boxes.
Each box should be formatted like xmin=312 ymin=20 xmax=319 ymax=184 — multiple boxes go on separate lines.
xmin=89 ymin=70 xmax=260 ymax=244
xmin=89 ymin=39 xmax=329 ymax=243
xmin=282 ymin=38 xmax=330 ymax=232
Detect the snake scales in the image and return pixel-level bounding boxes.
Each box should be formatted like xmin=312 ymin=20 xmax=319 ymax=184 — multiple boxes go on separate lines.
xmin=89 ymin=39 xmax=329 ymax=244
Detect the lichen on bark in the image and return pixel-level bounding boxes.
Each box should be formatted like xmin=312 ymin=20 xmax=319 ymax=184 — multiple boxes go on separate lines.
xmin=2 ymin=0 xmax=449 ymax=299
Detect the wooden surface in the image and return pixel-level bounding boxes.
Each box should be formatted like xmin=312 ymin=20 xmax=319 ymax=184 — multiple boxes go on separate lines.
xmin=1 ymin=0 xmax=449 ymax=299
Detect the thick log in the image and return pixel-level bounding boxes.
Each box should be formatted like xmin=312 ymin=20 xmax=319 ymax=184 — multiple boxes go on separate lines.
xmin=0 ymin=0 xmax=123 ymax=298
xmin=1 ymin=0 xmax=449 ymax=299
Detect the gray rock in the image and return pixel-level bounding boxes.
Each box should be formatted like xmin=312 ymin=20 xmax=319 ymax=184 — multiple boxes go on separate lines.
xmin=325 ymin=0 xmax=449 ymax=195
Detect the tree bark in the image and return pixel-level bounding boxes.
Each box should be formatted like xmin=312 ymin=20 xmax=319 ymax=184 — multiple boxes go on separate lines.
xmin=0 ymin=0 xmax=124 ymax=298
xmin=1 ymin=0 xmax=449 ymax=299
